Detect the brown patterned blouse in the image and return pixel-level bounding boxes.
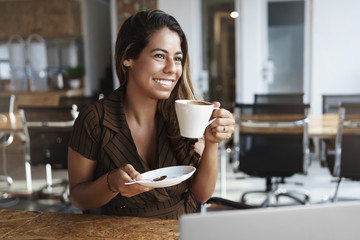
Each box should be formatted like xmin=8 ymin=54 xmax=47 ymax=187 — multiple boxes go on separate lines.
xmin=68 ymin=86 xmax=198 ymax=219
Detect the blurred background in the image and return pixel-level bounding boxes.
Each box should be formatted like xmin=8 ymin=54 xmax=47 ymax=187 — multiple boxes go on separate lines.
xmin=0 ymin=0 xmax=359 ymax=112
xmin=1 ymin=0 xmax=360 ymax=212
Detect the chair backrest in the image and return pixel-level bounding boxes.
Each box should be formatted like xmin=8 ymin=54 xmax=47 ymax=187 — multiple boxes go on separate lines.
xmin=254 ymin=93 xmax=304 ymax=104
xmin=322 ymin=94 xmax=360 ymax=113
xmin=234 ymin=103 xmax=310 ymax=178
xmin=332 ymin=103 xmax=360 ymax=179
xmin=0 ymin=94 xmax=15 ymax=113
xmin=18 ymin=105 xmax=74 ymax=169
xmin=59 ymin=95 xmax=98 ymax=111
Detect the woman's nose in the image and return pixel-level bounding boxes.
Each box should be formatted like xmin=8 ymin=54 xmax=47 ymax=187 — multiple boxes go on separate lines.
xmin=163 ymin=58 xmax=176 ymax=73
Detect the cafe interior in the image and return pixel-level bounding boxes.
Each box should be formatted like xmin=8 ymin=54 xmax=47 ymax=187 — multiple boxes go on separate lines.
xmin=1 ymin=0 xmax=360 ymax=239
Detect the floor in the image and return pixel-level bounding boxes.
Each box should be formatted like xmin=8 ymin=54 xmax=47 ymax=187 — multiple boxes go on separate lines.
xmin=1 ymin=140 xmax=360 ymax=213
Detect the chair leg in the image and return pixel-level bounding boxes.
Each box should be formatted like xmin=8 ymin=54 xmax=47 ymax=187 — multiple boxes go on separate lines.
xmin=39 ymin=179 xmax=69 ymax=200
xmin=274 ymin=189 xmax=310 ymax=205
xmin=241 ymin=177 xmax=272 ymax=207
xmin=332 ymin=177 xmax=342 ymax=202
xmin=207 ymin=196 xmax=258 ymax=209
xmin=45 ymin=163 xmax=53 ymax=188
xmin=1 ymin=145 xmax=13 ymax=185
xmin=0 ymin=142 xmax=18 ymax=205
xmin=38 ymin=164 xmax=69 ymax=202
xmin=24 ymin=131 xmax=33 ymax=193
xmin=242 ymin=184 xmax=310 ymax=207
xmin=320 ymin=139 xmax=328 ymax=167
xmin=61 ymin=184 xmax=70 ymax=203
xmin=260 ymin=191 xmax=272 ymax=208
xmin=25 ymin=161 xmax=33 ymax=193
xmin=241 ymin=190 xmax=269 ymax=204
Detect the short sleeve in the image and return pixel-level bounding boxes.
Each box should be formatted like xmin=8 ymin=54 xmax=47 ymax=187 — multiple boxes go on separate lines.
xmin=68 ymin=102 xmax=103 ymax=160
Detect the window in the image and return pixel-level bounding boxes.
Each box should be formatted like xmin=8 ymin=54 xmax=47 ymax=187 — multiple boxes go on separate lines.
xmin=0 ymin=43 xmax=11 ymax=79
xmin=202 ymin=0 xmax=236 ymax=110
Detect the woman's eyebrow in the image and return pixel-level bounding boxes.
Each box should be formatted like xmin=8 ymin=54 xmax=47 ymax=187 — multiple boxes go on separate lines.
xmin=151 ymin=48 xmax=183 ymax=55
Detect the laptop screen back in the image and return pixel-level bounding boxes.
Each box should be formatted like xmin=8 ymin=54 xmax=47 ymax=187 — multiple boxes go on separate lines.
xmin=179 ymin=202 xmax=360 ymax=240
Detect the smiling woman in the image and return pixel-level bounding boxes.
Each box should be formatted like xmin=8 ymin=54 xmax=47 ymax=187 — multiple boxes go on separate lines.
xmin=67 ymin=10 xmax=235 ymax=219
xmin=123 ymin=27 xmax=183 ymax=99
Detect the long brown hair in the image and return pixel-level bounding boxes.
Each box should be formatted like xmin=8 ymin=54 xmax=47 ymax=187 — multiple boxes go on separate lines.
xmin=114 ymin=10 xmax=200 ymax=166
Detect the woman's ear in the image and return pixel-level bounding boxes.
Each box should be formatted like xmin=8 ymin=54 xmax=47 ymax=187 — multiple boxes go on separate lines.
xmin=123 ymin=59 xmax=131 ymax=68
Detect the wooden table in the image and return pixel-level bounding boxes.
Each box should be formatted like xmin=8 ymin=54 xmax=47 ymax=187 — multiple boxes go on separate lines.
xmin=0 ymin=113 xmax=24 ymax=134
xmin=0 ymin=209 xmax=179 ymax=239
xmin=0 ymin=89 xmax=84 ymax=111
xmin=308 ymin=114 xmax=338 ymax=163
xmin=237 ymin=113 xmax=339 ymax=137
xmin=308 ymin=113 xmax=338 ymax=137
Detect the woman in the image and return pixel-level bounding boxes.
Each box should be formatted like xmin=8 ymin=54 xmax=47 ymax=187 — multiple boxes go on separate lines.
xmin=68 ymin=9 xmax=235 ymax=219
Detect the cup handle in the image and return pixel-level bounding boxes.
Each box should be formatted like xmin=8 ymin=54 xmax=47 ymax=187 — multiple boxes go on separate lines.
xmin=205 ymin=106 xmax=219 ymax=126
xmin=206 ymin=118 xmax=216 ymax=127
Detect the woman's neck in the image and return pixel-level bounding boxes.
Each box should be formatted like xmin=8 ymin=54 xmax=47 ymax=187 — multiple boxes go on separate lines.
xmin=123 ymin=93 xmax=157 ymax=126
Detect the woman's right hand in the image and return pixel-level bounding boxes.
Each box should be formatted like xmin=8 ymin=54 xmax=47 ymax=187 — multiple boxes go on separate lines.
xmin=107 ymin=164 xmax=153 ymax=197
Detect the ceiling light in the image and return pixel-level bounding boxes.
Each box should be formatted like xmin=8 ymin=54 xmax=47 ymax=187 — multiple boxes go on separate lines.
xmin=230 ymin=11 xmax=239 ymax=18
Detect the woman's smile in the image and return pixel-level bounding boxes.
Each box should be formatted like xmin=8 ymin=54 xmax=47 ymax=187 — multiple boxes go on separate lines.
xmin=153 ymin=78 xmax=175 ymax=88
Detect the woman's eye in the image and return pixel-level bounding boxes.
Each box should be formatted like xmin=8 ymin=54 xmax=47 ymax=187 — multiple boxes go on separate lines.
xmin=154 ymin=54 xmax=165 ymax=59
xmin=174 ymin=56 xmax=183 ymax=62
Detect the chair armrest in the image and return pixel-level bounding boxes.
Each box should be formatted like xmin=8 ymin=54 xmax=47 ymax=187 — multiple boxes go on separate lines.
xmin=26 ymin=121 xmax=74 ymax=127
xmin=240 ymin=119 xmax=307 ymax=128
xmin=344 ymin=121 xmax=360 ymax=128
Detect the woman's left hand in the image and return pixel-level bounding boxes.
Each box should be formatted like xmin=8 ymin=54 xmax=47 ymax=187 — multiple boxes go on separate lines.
xmin=204 ymin=102 xmax=235 ymax=144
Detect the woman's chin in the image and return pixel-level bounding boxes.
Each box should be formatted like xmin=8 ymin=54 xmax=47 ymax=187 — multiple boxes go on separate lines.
xmin=154 ymin=90 xmax=173 ymax=100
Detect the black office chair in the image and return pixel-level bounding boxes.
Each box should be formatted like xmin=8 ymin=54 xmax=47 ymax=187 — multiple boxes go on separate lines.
xmin=322 ymin=94 xmax=360 ymax=114
xmin=254 ymin=93 xmax=316 ymax=157
xmin=0 ymin=94 xmax=15 ymax=187
xmin=325 ymin=103 xmax=360 ymax=202
xmin=320 ymin=94 xmax=360 ymax=167
xmin=209 ymin=103 xmax=311 ymax=208
xmin=254 ymin=93 xmax=304 ymax=104
xmin=18 ymin=105 xmax=74 ymax=202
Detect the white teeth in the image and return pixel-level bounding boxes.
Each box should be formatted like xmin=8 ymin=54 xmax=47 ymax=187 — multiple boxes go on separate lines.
xmin=154 ymin=79 xmax=172 ymax=86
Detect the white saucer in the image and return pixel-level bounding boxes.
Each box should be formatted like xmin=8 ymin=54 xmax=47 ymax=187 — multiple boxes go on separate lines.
xmin=134 ymin=166 xmax=196 ymax=188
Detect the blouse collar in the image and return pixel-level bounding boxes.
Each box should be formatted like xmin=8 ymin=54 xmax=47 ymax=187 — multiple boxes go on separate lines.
xmin=101 ymin=86 xmax=127 ymax=133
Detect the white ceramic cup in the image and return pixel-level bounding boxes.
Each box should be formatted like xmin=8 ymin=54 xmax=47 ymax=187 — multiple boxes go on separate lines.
xmin=175 ymin=100 xmax=217 ymax=138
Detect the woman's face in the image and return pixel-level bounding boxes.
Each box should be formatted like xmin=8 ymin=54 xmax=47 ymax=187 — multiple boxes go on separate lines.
xmin=123 ymin=27 xmax=183 ymax=100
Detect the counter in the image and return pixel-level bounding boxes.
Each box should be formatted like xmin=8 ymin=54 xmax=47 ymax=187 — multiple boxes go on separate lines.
xmin=0 ymin=209 xmax=179 ymax=239
xmin=0 ymin=89 xmax=84 ymax=111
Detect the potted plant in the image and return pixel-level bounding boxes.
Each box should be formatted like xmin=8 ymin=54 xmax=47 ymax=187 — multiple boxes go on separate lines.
xmin=66 ymin=65 xmax=84 ymax=89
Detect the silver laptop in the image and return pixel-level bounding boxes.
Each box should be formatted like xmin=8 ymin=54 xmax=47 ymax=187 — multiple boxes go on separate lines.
xmin=179 ymin=201 xmax=360 ymax=240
